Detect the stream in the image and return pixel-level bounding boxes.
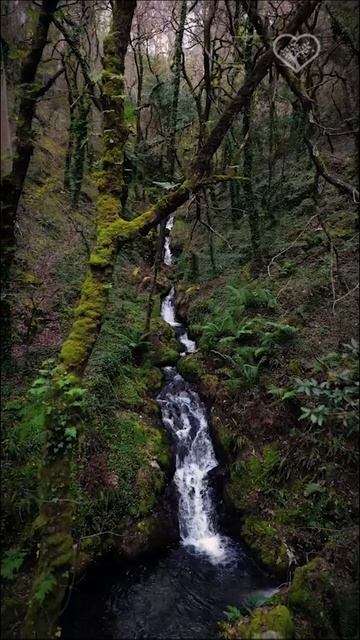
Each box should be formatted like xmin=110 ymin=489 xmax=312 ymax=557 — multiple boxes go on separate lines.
xmin=62 ymin=216 xmax=276 ymax=639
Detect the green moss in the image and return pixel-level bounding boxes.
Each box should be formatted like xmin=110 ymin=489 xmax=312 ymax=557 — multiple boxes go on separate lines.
xmin=330 ymin=226 xmax=354 ymax=240
xmin=241 ymin=517 xmax=289 ymax=574
xmin=288 ymin=558 xmax=338 ymax=637
xmin=201 ymin=374 xmax=219 ymax=399
xmin=287 ymin=358 xmax=303 ymax=376
xmin=227 ymin=445 xmax=281 ymax=509
xmin=177 ymin=352 xmax=205 ymax=381
xmin=117 ymin=378 xmax=144 ymax=408
xmin=220 ymin=605 xmax=294 ymax=640
xmin=246 ymin=605 xmax=294 ymax=639
xmin=148 ymin=318 xmax=179 ymax=366
xmin=153 ymin=346 xmax=179 ymax=366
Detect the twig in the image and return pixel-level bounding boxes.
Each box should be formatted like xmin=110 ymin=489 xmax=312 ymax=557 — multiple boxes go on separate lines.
xmin=198 ymin=218 xmax=232 ymax=249
xmin=332 ymin=283 xmax=359 ymax=314
xmin=267 ymin=214 xmax=318 ymax=277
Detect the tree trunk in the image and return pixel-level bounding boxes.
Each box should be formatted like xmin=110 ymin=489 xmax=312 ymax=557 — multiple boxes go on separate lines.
xmin=167 ymin=0 xmax=187 ymax=178
xmin=23 ymin=2 xmax=136 ymax=637
xmin=71 ymin=97 xmax=90 ymax=207
xmin=242 ymin=13 xmax=262 ymax=264
xmin=267 ymin=64 xmax=277 ymax=223
xmin=1 ymin=43 xmax=12 ymax=176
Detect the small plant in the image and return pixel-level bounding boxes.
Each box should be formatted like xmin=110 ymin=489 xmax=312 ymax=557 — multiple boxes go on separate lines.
xmin=34 ymin=574 xmax=57 ymax=604
xmin=279 ymin=260 xmax=297 ymax=277
xmin=226 ymin=285 xmax=276 ymax=310
xmin=1 ymin=548 xmax=26 ymax=580
xmin=223 ymin=605 xmax=243 ymax=623
xmin=243 ymin=592 xmax=269 ymax=613
xmin=268 ymin=385 xmax=297 ymax=402
xmin=240 ymin=362 xmax=262 ymax=385
xmin=303 ymin=482 xmax=325 ymax=497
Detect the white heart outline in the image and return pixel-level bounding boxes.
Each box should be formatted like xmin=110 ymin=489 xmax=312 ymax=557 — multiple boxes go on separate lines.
xmin=273 ymin=34 xmax=320 ymax=73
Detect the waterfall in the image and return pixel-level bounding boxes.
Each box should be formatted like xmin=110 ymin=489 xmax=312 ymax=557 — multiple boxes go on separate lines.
xmin=157 ymin=215 xmax=232 ymax=564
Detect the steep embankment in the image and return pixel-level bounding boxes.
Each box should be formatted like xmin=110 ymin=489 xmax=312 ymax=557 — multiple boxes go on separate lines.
xmin=168 ymin=167 xmax=359 ymax=638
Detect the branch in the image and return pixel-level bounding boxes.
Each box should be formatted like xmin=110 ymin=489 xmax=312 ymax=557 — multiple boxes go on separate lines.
xmin=267 ymin=215 xmax=319 ymax=278
xmin=332 ymin=283 xmax=359 ymax=314
xmin=197 ymin=174 xmax=249 ymax=188
xmin=33 ymin=66 xmax=64 ymax=98
xmin=52 ymin=15 xmax=102 ymax=110
xmin=198 ymin=218 xmax=232 ymax=249
xmin=244 ymin=1 xmax=359 ymax=203
xmin=303 ymin=134 xmax=359 ymax=202
xmin=122 ymin=0 xmax=320 ymax=243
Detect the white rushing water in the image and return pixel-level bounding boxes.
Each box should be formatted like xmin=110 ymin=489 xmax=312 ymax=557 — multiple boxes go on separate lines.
xmin=158 ymin=215 xmax=231 ymax=564
xmin=159 ymin=371 xmax=229 ymax=562
xmin=163 ymin=215 xmax=174 ymax=266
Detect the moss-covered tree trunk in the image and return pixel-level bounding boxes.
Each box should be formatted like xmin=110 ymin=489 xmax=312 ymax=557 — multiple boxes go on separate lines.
xmin=70 ymin=96 xmax=91 ymax=208
xmin=23 ymin=2 xmax=137 ymax=637
xmin=167 ymin=0 xmax=187 ymax=179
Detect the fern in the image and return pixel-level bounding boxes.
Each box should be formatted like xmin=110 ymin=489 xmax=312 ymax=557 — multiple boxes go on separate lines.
xmin=227 ymin=285 xmax=276 ymax=310
xmin=243 ymin=592 xmax=269 ymax=613
xmin=34 ymin=574 xmax=56 ymax=604
xmin=1 ymin=548 xmax=25 ymax=580
xmin=223 ymin=605 xmax=243 ymax=623
xmin=241 ymin=362 xmax=261 ymax=384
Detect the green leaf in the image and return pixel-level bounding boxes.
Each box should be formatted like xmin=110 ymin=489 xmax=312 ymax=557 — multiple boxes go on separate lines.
xmin=32 ymin=377 xmax=48 ymax=387
xmin=304 ymin=482 xmax=325 ymax=497
xmin=34 ymin=574 xmax=56 ymax=603
xmin=152 ymin=180 xmax=180 ymax=190
xmin=1 ymin=548 xmax=25 ymax=580
xmin=64 ymin=426 xmax=77 ymax=439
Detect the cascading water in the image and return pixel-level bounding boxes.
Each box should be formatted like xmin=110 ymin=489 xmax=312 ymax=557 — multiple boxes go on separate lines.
xmin=62 ymin=214 xmax=277 ymax=640
xmin=157 ymin=219 xmax=232 ymax=563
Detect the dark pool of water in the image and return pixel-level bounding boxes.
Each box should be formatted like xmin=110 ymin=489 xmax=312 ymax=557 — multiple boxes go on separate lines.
xmin=61 ymin=541 xmax=277 ymax=639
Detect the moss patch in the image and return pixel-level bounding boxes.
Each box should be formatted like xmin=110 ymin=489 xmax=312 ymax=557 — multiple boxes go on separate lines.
xmin=220 ymin=605 xmax=294 ymax=639
xmin=288 ymin=557 xmax=338 ymax=638
xmin=177 ymin=351 xmax=205 ymax=381
xmin=241 ymin=517 xmax=289 ymax=575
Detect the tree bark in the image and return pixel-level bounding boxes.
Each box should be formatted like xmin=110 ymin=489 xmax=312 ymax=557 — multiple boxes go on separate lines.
xmin=23 ymin=2 xmax=136 ymax=638
xmin=167 ymin=0 xmax=187 ymax=178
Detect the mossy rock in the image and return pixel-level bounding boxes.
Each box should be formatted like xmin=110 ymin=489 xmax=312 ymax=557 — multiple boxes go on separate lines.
xmin=73 ymin=411 xmax=171 ymax=544
xmin=201 ymin=374 xmax=220 ymax=400
xmin=211 ymin=412 xmax=237 ymax=460
xmin=217 ymin=336 xmax=238 ymax=356
xmin=151 ymin=345 xmax=179 ymax=367
xmin=177 ymin=352 xmax=205 ymax=382
xmin=117 ymin=376 xmax=146 ymax=408
xmin=221 ymin=606 xmax=294 ymax=640
xmin=241 ymin=517 xmax=289 ymax=575
xmin=143 ymin=366 xmax=163 ymax=391
xmin=288 ymin=557 xmax=339 ymax=638
xmin=114 ymin=512 xmax=175 ymax=559
xmin=148 ymin=318 xmax=179 ymax=366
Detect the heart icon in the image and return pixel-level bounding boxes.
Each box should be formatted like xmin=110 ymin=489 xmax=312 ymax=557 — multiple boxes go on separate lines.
xmin=273 ymin=34 xmax=320 ymax=73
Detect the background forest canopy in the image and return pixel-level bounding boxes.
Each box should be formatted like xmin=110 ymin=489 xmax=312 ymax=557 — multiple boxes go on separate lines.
xmin=0 ymin=0 xmax=359 ymax=639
